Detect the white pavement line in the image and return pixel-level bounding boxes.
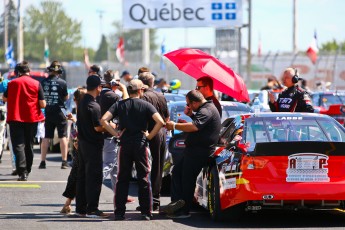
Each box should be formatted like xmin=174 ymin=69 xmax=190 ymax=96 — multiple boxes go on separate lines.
xmin=0 ymin=212 xmax=63 ymax=215
xmin=0 ymin=181 xmax=67 ymax=183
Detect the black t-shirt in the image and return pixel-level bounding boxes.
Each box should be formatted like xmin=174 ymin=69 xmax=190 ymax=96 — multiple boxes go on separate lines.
xmin=206 ymin=95 xmax=222 ymax=118
xmin=185 ymin=101 xmax=221 ymax=149
xmin=41 ymin=75 xmax=68 ymax=121
xmin=108 ymin=98 xmax=157 ymax=144
xmin=142 ymin=88 xmax=169 ymax=131
xmin=99 ymin=88 xmax=121 ymax=138
xmin=77 ymin=94 xmax=103 ymax=144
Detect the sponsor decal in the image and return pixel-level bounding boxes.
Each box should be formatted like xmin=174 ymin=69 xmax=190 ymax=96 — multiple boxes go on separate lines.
xmin=276 ymin=117 xmax=303 ymax=120
xmin=286 ymin=153 xmax=329 ymax=182
xmin=223 ymin=177 xmax=236 ymax=189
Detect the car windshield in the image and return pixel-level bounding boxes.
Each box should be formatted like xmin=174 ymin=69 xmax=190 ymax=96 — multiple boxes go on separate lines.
xmin=222 ymin=105 xmax=251 ymax=122
xmin=169 ymin=105 xmax=192 ymax=123
xmin=164 ymin=94 xmax=185 ymax=102
xmin=243 ymin=116 xmax=345 ymax=152
xmin=319 ymin=94 xmax=345 ymax=109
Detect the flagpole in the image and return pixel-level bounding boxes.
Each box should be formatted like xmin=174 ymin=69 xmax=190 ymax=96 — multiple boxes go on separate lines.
xmin=293 ymin=0 xmax=298 ymax=54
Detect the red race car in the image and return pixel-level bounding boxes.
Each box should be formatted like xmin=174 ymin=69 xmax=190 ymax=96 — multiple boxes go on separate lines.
xmin=311 ymin=91 xmax=345 ymax=126
xmin=190 ymin=112 xmax=345 ymax=221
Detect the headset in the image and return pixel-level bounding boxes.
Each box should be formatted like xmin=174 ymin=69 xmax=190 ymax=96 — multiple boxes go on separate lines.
xmin=47 ymin=61 xmax=63 ymax=74
xmin=292 ymin=68 xmax=299 ymax=84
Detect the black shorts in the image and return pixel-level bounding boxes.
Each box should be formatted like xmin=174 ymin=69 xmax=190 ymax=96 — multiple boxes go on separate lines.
xmin=44 ymin=119 xmax=67 ymax=138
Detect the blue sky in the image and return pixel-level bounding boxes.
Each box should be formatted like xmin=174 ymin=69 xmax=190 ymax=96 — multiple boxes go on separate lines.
xmin=4 ymin=0 xmax=345 ymax=54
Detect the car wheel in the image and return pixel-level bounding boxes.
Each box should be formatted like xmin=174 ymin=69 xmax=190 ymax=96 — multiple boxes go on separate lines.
xmin=208 ymin=166 xmax=225 ymax=221
xmin=208 ymin=166 xmax=244 ymax=221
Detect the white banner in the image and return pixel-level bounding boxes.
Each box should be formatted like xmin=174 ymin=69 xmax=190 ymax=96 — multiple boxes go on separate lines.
xmin=123 ymin=0 xmax=243 ymax=29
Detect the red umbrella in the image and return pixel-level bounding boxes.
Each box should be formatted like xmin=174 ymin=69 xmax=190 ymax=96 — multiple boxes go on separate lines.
xmin=164 ymin=48 xmax=249 ymax=102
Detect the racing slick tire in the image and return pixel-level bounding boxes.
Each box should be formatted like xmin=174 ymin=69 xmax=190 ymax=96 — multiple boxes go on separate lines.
xmin=208 ymin=166 xmax=244 ymax=222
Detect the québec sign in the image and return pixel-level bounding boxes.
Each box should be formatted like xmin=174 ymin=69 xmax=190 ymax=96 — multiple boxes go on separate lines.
xmin=123 ymin=0 xmax=243 ymax=29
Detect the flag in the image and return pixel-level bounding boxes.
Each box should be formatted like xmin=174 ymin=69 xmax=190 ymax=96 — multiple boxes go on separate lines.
xmin=5 ymin=42 xmax=16 ymax=68
xmin=44 ymin=38 xmax=50 ymax=66
xmin=306 ymin=31 xmax=318 ymax=64
xmin=258 ymin=32 xmax=262 ymax=57
xmin=116 ymin=37 xmax=125 ymax=63
xmin=160 ymin=38 xmax=166 ymax=70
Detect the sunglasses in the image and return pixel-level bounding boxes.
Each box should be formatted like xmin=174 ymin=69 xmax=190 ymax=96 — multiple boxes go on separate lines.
xmin=195 ymin=85 xmax=206 ymax=90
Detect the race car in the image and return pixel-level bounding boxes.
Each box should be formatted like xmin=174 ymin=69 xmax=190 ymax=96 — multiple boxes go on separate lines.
xmin=311 ymin=91 xmax=345 ymax=126
xmin=176 ymin=112 xmax=345 ymax=221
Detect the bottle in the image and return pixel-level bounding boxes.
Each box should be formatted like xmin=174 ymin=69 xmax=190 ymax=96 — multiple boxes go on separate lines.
xmin=253 ymin=97 xmax=261 ymax=113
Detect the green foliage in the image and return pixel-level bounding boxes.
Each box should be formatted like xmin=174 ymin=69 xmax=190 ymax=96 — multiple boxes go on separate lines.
xmin=319 ymin=39 xmax=345 ymax=53
xmin=23 ymin=1 xmax=82 ymax=62
xmin=94 ymin=35 xmax=108 ymax=62
xmin=0 ymin=0 xmax=18 ymax=63
xmin=110 ymin=22 xmax=158 ymax=52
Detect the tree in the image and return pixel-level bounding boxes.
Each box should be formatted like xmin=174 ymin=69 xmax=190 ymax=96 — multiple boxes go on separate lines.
xmin=23 ymin=1 xmax=82 ymax=62
xmin=319 ymin=39 xmax=345 ymax=53
xmin=0 ymin=0 xmax=18 ymax=63
xmin=94 ymin=35 xmax=108 ymax=62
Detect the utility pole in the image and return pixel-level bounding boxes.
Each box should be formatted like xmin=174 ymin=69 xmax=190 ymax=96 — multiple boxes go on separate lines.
xmin=96 ymin=9 xmax=105 ymax=35
xmin=4 ymin=0 xmax=8 ymax=56
xmin=17 ymin=0 xmax=23 ymax=62
xmin=142 ymin=29 xmax=150 ymax=66
xmin=246 ymin=0 xmax=252 ymax=83
xmin=293 ymin=0 xmax=298 ymax=54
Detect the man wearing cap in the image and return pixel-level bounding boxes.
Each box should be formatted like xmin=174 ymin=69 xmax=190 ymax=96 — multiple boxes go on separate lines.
xmin=3 ymin=61 xmax=46 ymax=181
xmin=120 ymin=70 xmax=132 ymax=86
xmin=39 ymin=61 xmax=69 ymax=170
xmin=76 ymin=75 xmax=108 ymax=218
xmin=138 ymin=72 xmax=169 ymax=211
xmin=99 ymin=70 xmax=128 ymax=191
xmin=101 ymin=79 xmax=165 ymax=221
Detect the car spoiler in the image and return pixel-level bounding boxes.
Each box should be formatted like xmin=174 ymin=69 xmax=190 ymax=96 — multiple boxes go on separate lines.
xmin=318 ymin=104 xmax=345 ymax=115
xmin=251 ymin=141 xmax=345 ymax=156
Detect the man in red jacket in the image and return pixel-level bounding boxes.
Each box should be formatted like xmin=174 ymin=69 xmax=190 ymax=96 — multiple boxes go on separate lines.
xmin=3 ymin=61 xmax=46 ymax=181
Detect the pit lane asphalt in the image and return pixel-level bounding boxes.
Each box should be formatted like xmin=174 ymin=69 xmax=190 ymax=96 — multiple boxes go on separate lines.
xmin=1 ymin=147 xmax=345 ymax=230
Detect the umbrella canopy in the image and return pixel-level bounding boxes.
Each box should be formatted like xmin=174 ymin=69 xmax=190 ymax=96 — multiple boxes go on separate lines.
xmin=164 ymin=48 xmax=249 ymax=102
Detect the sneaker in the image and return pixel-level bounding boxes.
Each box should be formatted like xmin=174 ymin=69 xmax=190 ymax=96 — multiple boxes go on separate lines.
xmin=11 ymin=169 xmax=18 ymax=176
xmin=17 ymin=173 xmax=28 ymax=181
xmin=114 ymin=214 xmax=125 ymax=221
xmin=167 ymin=210 xmax=191 ymax=219
xmin=141 ymin=214 xmax=153 ymax=220
xmin=136 ymin=204 xmax=159 ymax=212
xmin=38 ymin=161 xmax=46 ymax=169
xmin=86 ymin=210 xmax=109 ymax=218
xmin=68 ymin=213 xmax=86 ymax=218
xmin=61 ymin=161 xmax=69 ymax=169
xmin=159 ymin=200 xmax=185 ymax=215
xmin=127 ymin=196 xmax=135 ymax=203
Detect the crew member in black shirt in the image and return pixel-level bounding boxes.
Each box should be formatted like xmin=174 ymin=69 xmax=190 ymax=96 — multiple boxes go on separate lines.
xmin=39 ymin=61 xmax=69 ymax=169
xmin=99 ymin=70 xmax=127 ymax=191
xmin=76 ymin=75 xmax=108 ymax=218
xmin=196 ymin=76 xmax=222 ymax=118
xmin=101 ymin=79 xmax=165 ymax=221
xmin=162 ymin=90 xmax=221 ymax=218
xmin=268 ymin=68 xmax=314 ymax=113
xmin=138 ymin=72 xmax=169 ymax=211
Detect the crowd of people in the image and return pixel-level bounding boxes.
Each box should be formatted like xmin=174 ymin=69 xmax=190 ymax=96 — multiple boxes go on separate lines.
xmin=0 ymin=61 xmax=315 ymax=221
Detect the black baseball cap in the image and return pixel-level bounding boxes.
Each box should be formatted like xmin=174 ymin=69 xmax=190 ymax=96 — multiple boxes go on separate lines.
xmin=120 ymin=70 xmax=130 ymax=78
